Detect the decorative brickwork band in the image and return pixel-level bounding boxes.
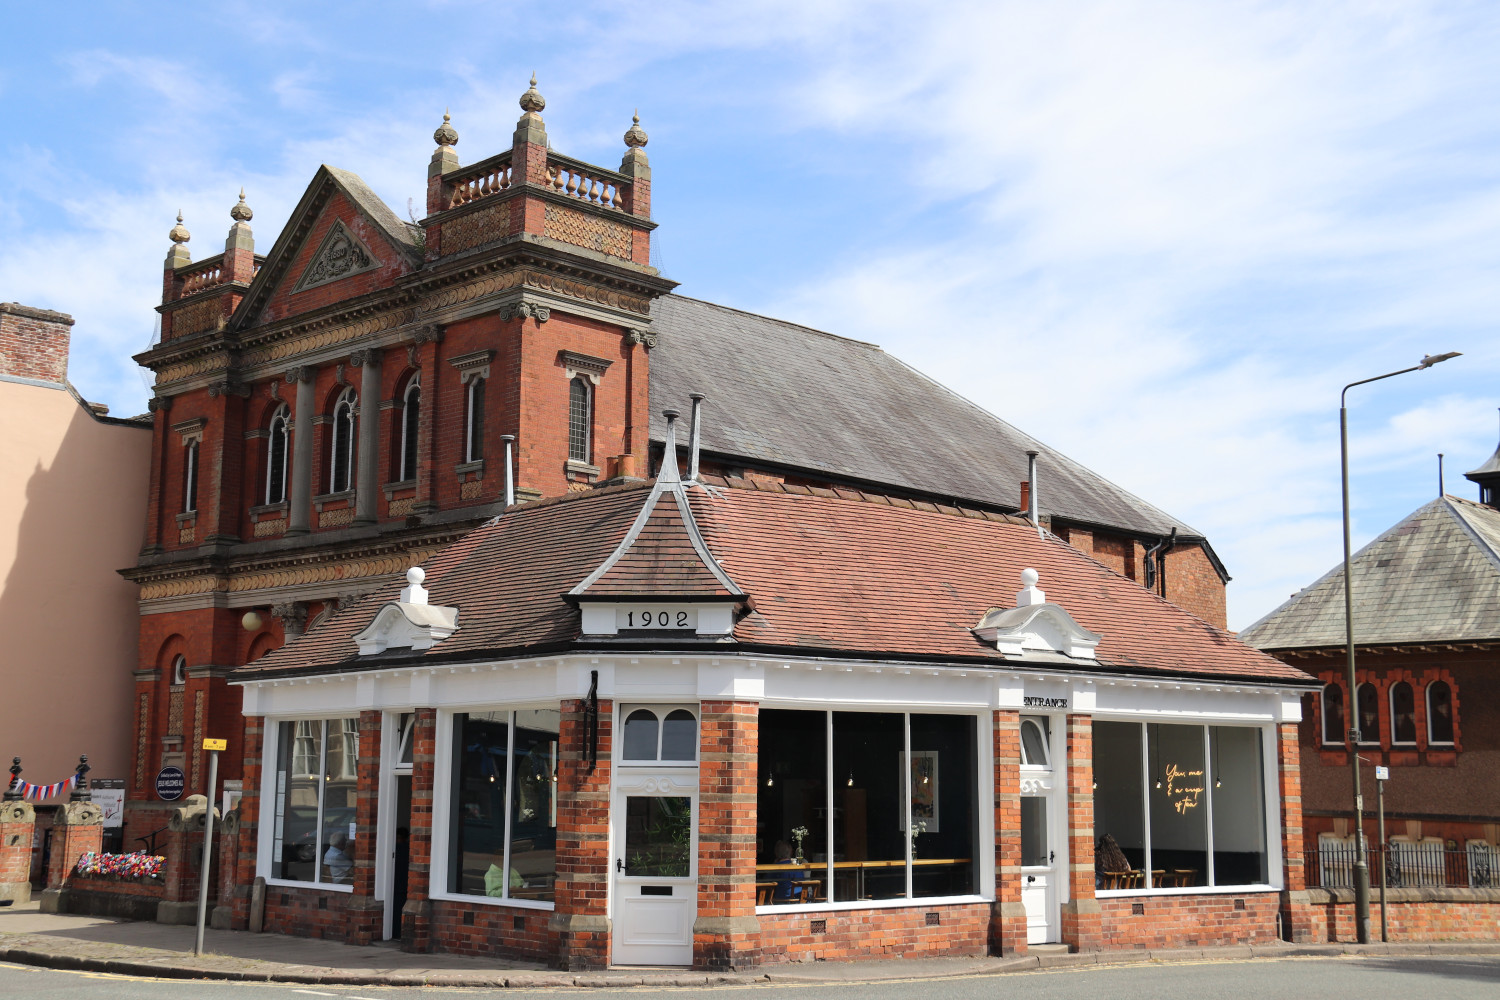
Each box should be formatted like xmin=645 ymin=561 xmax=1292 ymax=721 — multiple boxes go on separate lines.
xmin=550 ymin=697 xmax=613 ymax=970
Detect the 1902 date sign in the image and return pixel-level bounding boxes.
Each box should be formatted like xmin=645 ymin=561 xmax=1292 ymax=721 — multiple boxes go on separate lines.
xmin=155 ymin=766 xmax=185 ymax=802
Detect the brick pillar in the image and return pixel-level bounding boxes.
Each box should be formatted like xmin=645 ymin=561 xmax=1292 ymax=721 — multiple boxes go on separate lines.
xmin=411 ymin=334 xmax=441 ymax=516
xmin=991 ymin=709 xmax=1027 ymax=955
xmin=1277 ymin=720 xmax=1319 ymax=942
xmin=1059 ymin=714 xmax=1102 ymax=952
xmin=210 ymin=808 xmax=241 ymax=929
xmin=400 ymin=708 xmax=436 ymax=952
xmin=0 ymin=800 xmax=36 ymax=905
xmin=550 ymin=697 xmax=613 ymax=970
xmin=694 ymin=701 xmax=759 ymax=970
xmin=143 ymin=397 xmax=172 ymax=554
xmin=202 ymin=389 xmax=247 ymax=545
xmin=157 ymin=796 xmax=214 ymax=924
xmin=346 ymin=709 xmax=384 ymax=944
xmin=45 ymin=799 xmax=103 ymax=889
xmin=231 ymin=717 xmax=264 ymax=928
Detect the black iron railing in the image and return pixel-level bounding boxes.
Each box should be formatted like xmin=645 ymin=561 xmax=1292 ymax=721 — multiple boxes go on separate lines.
xmin=1313 ymin=843 xmax=1498 ymax=889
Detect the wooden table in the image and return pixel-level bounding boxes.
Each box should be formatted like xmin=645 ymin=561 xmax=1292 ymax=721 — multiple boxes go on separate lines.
xmin=756 ymin=859 xmax=970 ymax=901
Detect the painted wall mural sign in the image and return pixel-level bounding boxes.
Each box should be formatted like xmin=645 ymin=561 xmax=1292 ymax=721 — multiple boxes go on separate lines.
xmin=1164 ymin=763 xmax=1204 ymax=814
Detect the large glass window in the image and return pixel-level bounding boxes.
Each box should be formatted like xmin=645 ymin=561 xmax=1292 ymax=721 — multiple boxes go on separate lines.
xmin=447 ymin=709 xmax=558 ymax=902
xmin=271 ymin=718 xmax=358 ymax=885
xmin=1093 ymin=721 xmax=1269 ymax=890
xmin=755 ymin=709 xmax=979 ymax=906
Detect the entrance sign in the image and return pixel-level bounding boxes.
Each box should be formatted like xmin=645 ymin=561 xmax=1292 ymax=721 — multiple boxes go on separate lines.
xmin=155 ymin=766 xmax=185 ymax=801
xmin=1023 ymin=696 xmax=1068 ymax=710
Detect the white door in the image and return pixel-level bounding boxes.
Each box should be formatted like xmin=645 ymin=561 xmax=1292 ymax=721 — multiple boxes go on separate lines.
xmin=611 ymin=779 xmax=697 ymax=966
xmin=1020 ymin=793 xmax=1057 ymax=943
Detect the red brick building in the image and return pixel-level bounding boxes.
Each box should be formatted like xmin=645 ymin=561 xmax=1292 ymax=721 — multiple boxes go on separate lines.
xmin=122 ymin=79 xmax=1231 ymax=866
xmin=1242 ymin=449 xmax=1500 ymax=893
xmin=228 ymin=418 xmax=1316 ymax=966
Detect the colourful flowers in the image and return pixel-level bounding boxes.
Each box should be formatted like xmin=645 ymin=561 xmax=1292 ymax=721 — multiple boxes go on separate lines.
xmin=74 ymin=851 xmax=164 ymax=879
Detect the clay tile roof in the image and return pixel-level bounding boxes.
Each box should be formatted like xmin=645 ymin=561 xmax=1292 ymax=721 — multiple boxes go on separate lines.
xmin=571 ymin=486 xmax=742 ymax=599
xmin=239 ymin=478 xmax=1306 ymax=687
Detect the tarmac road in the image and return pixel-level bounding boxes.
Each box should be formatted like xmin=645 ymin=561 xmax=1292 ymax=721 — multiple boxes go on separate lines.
xmin=0 ymin=954 xmax=1497 ymax=1000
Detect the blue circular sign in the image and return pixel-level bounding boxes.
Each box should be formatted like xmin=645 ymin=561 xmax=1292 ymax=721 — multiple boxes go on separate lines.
xmin=154 ymin=766 xmax=185 ymax=801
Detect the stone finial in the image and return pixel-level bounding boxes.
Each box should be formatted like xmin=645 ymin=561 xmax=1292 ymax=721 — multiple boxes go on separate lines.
xmin=169 ymin=211 xmax=191 ymax=245
xmin=400 ymin=565 xmax=429 ymax=605
xmin=3 ymin=757 xmax=19 ymax=801
xmin=519 ymin=73 xmax=546 ymax=114
xmin=71 ymin=754 xmax=91 ymax=802
xmin=434 ymin=108 xmax=459 ymax=148
xmin=624 ymin=110 xmax=648 ymax=149
xmin=1016 ymin=568 xmax=1046 ymax=608
xmin=230 ymin=188 xmax=253 ymax=223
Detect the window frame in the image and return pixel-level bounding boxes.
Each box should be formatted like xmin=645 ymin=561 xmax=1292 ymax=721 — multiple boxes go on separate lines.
xmin=618 ymin=704 xmax=700 ymax=765
xmin=464 ymin=377 xmax=485 ymax=464
xmin=1389 ymin=681 xmax=1417 ymax=745
xmin=428 ymin=705 xmax=560 ymax=911
xmin=1092 ymin=719 xmax=1279 ymax=897
xmin=1426 ymin=680 xmax=1455 ymax=746
xmin=266 ymin=405 xmax=290 ymax=505
xmin=258 ymin=715 xmax=360 ymax=892
xmin=567 ymin=376 xmax=592 ymax=464
xmin=182 ymin=440 xmax=199 ymax=513
xmin=400 ymin=378 xmax=420 ymax=482
xmin=170 ymin=654 xmax=187 ymax=687
xmin=329 ymin=387 xmax=357 ymax=494
xmin=1321 ymin=683 xmax=1345 ymax=746
xmin=753 ymin=706 xmax=986 ymax=913
xmin=1355 ymin=682 xmax=1380 ymax=745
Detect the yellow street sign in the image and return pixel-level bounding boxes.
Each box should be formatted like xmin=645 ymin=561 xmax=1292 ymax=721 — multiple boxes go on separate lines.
xmin=202 ymin=738 xmax=228 ymax=751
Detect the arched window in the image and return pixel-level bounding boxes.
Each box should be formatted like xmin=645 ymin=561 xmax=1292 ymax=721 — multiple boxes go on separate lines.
xmin=568 ymin=377 xmax=592 ymax=464
xmin=182 ymin=440 xmax=199 ymax=513
xmin=1020 ymin=717 xmax=1051 ymax=767
xmin=400 ymin=379 xmax=420 ymax=482
xmin=171 ymin=654 xmax=186 ymax=687
xmin=1390 ymin=681 xmax=1416 ymax=744
xmin=1427 ymin=680 xmax=1455 ymax=744
xmin=266 ymin=405 xmax=289 ymax=504
xmin=1321 ymin=684 xmax=1344 ymax=745
xmin=1356 ymin=682 xmax=1380 ymax=744
xmin=621 ymin=706 xmax=697 ymax=762
xmin=329 ymin=388 xmax=357 ymax=493
xmin=465 ymin=378 xmax=485 ymax=464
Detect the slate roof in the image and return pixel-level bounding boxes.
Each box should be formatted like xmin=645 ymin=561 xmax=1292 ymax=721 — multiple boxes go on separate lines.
xmin=648 ymin=295 xmax=1207 ymax=546
xmin=239 ymin=477 xmax=1306 ymax=686
xmin=1240 ymin=495 xmax=1500 ymax=651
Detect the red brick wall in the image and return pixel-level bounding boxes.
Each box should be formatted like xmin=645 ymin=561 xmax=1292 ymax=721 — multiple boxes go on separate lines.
xmin=401 ymin=708 xmax=436 ymax=952
xmin=1163 ymin=543 xmax=1227 ymax=629
xmin=0 ymin=810 xmax=34 ymax=887
xmin=1061 ymin=714 xmax=1102 ymax=951
xmin=1099 ymin=891 xmax=1281 ymax=947
xmin=0 ymin=302 xmax=72 ymax=383
xmin=991 ymin=709 xmax=1026 ymax=955
xmin=263 ymin=883 xmax=354 ymax=940
xmin=1299 ymin=891 xmax=1500 ymax=943
xmin=695 ymin=701 xmax=758 ymax=969
xmin=229 ymin=717 xmax=263 ymax=929
xmin=550 ymin=697 xmax=613 ymax=969
xmin=757 ymin=902 xmax=989 ymax=963
xmin=429 ymin=900 xmax=552 ymax=961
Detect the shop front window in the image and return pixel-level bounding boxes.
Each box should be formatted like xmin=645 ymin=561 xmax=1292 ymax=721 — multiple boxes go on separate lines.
xmin=447 ymin=709 xmax=559 ymax=903
xmin=270 ymin=718 xmax=358 ymax=885
xmin=1093 ymin=721 xmax=1268 ymax=890
xmin=755 ymin=709 xmax=979 ymax=906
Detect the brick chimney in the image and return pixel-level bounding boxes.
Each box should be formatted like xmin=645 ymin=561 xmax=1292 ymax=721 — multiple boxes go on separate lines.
xmin=0 ymin=302 xmax=74 ymax=384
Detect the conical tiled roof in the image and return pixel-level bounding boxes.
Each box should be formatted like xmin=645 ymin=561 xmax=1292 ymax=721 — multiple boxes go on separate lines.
xmin=1240 ymin=495 xmax=1500 ymax=651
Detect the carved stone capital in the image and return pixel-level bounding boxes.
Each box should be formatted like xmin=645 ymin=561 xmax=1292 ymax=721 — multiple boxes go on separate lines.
xmin=501 ymin=301 xmax=551 ymax=323
xmin=409 ymin=324 xmax=444 ymax=346
xmin=219 ymin=807 xmax=241 ymax=837
xmin=206 ymin=379 xmax=250 ymax=398
xmin=148 ymin=394 xmax=175 ymax=413
xmin=349 ymin=347 xmax=383 ymax=368
xmin=284 ymin=366 xmax=315 ymax=384
xmin=272 ymin=601 xmax=309 ymax=637
xmin=627 ymin=328 xmax=658 ymax=350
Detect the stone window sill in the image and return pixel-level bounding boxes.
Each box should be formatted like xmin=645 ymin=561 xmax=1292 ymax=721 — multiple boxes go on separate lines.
xmin=313 ymin=490 xmax=357 ymax=510
xmin=249 ymin=502 xmax=289 ymax=522
xmin=175 ymin=512 xmax=198 ymax=524
xmin=455 ymin=460 xmax=484 ymax=475
xmin=382 ymin=479 xmax=416 ymax=498
xmin=567 ymin=459 xmax=601 ymax=478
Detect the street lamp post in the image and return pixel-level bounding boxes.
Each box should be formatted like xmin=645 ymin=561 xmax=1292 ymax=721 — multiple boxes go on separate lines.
xmin=1339 ymin=351 xmax=1460 ymax=944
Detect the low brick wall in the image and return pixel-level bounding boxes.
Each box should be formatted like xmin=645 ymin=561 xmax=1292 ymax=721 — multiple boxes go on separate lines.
xmin=429 ymin=899 xmax=552 ymax=962
xmin=261 ymin=884 xmax=353 ymax=940
xmin=1098 ymin=891 xmax=1282 ymax=948
xmin=56 ymin=876 xmax=165 ymax=921
xmin=756 ymin=901 xmax=990 ymax=964
xmin=1301 ymin=887 xmax=1500 ymax=943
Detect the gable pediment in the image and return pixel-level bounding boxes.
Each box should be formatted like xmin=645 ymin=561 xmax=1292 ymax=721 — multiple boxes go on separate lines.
xmin=974 ymin=603 xmax=1102 ymax=661
xmin=293 ymin=218 xmax=381 ymax=292
xmin=353 ymin=600 xmax=459 ymax=655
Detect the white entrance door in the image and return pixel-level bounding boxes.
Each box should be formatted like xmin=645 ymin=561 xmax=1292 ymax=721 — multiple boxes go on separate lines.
xmin=1020 ymin=793 xmax=1057 ymax=943
xmin=611 ymin=777 xmax=697 ymax=966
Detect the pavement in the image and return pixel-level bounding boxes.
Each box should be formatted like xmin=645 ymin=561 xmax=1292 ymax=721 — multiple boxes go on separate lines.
xmin=1 ymin=901 xmax=1498 ymax=988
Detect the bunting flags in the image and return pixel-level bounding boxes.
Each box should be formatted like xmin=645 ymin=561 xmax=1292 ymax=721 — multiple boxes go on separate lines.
xmin=7 ymin=773 xmax=79 ymax=801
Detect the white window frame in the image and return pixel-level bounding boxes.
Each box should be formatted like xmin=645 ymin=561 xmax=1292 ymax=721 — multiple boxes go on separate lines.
xmin=752 ymin=706 xmax=987 ymax=914
xmin=257 ymin=716 xmax=358 ymax=893
xmin=329 ymin=387 xmax=357 ymax=494
xmin=1321 ymin=684 xmax=1344 ymax=746
xmin=428 ymin=705 xmax=560 ymax=911
xmin=464 ymin=378 xmax=483 ymax=464
xmin=183 ymin=440 xmax=199 ymax=513
xmin=618 ymin=704 xmax=700 ymax=765
xmin=266 ymin=405 xmax=290 ymax=505
xmin=399 ymin=378 xmax=420 ymax=481
xmin=567 ymin=376 xmax=592 ymax=464
xmin=1426 ymin=680 xmax=1455 ymax=746
xmin=171 ymin=654 xmax=187 ymax=687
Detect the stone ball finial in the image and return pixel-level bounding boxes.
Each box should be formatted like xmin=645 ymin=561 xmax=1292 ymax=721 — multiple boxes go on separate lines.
xmin=1020 ymin=568 xmax=1039 ymax=588
xmin=169 ymin=211 xmax=190 ymax=245
xmin=434 ymin=108 xmax=459 ymax=147
xmin=407 ymin=566 xmax=426 ymax=587
xmin=624 ymin=109 xmax=648 ymax=149
xmin=519 ymin=73 xmax=545 ymax=114
xmin=230 ymin=188 xmax=253 ymax=223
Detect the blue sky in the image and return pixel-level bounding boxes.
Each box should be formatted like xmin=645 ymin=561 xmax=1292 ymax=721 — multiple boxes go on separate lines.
xmin=2 ymin=1 xmax=1498 ymax=629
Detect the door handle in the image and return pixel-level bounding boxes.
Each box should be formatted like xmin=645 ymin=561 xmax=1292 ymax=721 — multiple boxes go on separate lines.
xmin=1049 ymin=850 xmax=1055 ymax=863
xmin=1026 ymin=875 xmax=1036 ymax=883
xmin=616 ymin=858 xmax=626 ymax=873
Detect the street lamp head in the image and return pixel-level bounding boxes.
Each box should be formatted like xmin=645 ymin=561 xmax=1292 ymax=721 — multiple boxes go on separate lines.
xmin=1419 ymin=351 xmax=1461 ymax=368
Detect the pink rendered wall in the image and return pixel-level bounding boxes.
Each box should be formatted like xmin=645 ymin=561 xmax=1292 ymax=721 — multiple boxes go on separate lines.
xmin=0 ymin=380 xmax=150 ymax=786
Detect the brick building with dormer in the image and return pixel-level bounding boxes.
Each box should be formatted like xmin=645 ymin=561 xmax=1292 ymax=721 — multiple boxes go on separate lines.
xmin=121 ymin=78 xmax=1235 ymax=849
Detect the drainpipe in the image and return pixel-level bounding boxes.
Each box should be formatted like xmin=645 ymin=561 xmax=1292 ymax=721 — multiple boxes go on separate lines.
xmin=1145 ymin=527 xmax=1177 ymax=596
